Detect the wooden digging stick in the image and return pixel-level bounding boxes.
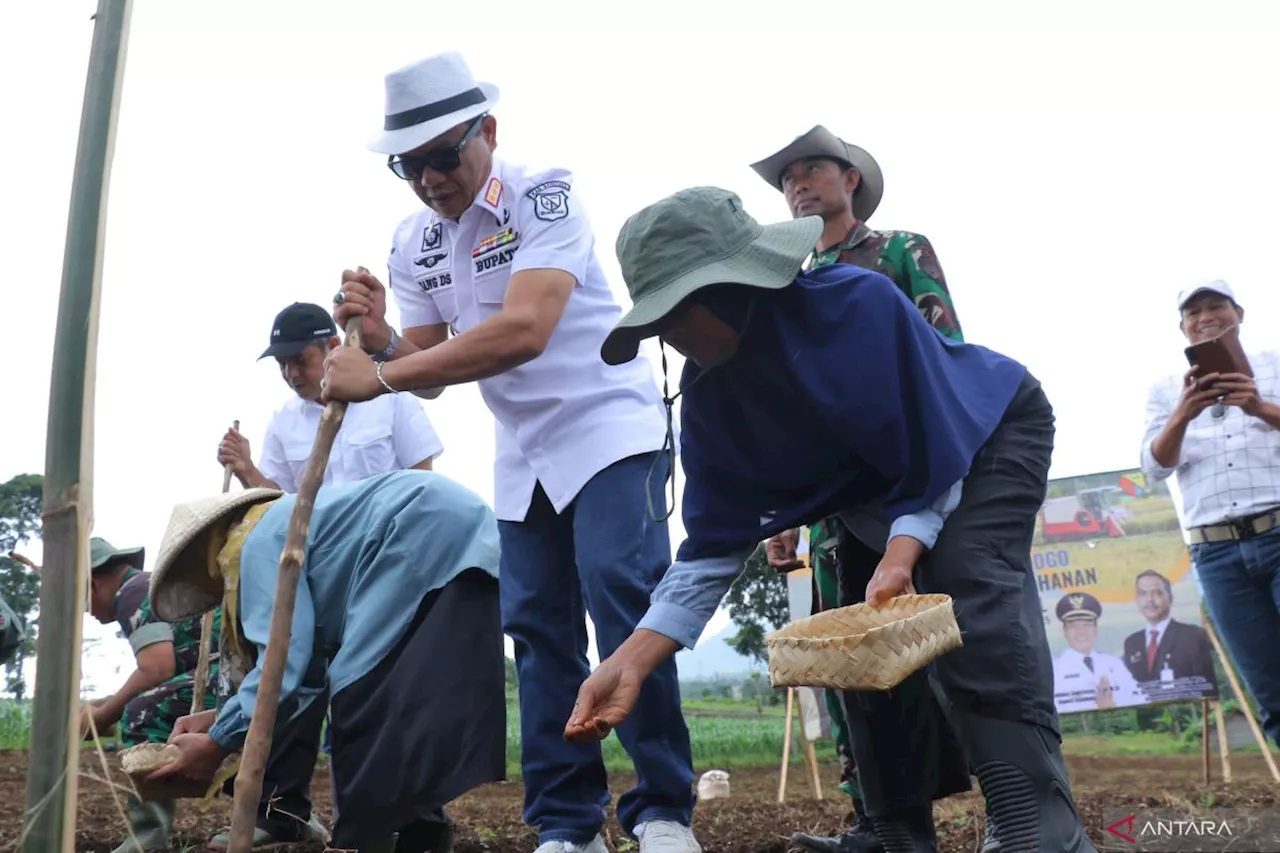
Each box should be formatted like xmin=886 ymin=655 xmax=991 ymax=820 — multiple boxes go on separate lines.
xmin=7 ymin=552 xmax=41 ymax=575
xmin=190 ymin=419 xmax=238 ymax=716
xmin=225 ymin=319 xmax=361 ymax=853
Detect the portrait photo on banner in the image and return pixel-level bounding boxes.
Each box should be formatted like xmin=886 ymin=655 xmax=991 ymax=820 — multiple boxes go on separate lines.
xmin=1035 ymin=468 xmax=1221 ymax=715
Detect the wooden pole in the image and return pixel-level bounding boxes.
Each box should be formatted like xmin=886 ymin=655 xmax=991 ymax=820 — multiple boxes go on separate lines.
xmin=1201 ymin=699 xmax=1211 ymax=785
xmin=1212 ymin=701 xmax=1232 ymax=783
xmin=777 ymin=687 xmax=795 ymax=804
xmin=190 ymin=420 xmax=238 ymax=715
xmin=225 ymin=320 xmax=361 ymax=852
xmin=21 ymin=3 xmax=133 ymax=851
xmin=1204 ymin=619 xmax=1280 ymax=782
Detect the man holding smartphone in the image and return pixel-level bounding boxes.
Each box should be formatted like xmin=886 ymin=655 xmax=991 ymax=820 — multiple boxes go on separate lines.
xmin=1139 ymin=280 xmax=1280 ymax=751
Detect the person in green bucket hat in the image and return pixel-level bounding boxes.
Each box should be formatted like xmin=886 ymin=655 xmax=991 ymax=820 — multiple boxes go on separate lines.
xmin=565 ymin=187 xmax=1096 ymax=853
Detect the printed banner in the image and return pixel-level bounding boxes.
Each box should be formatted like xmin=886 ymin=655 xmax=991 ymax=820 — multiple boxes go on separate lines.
xmin=1036 ymin=468 xmax=1220 ymax=714
xmin=784 ymin=527 xmax=830 ymax=741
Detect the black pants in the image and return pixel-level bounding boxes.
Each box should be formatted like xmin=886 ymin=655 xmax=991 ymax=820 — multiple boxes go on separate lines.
xmin=836 ymin=372 xmax=1059 ymax=816
xmin=219 ymin=685 xmax=327 ymax=841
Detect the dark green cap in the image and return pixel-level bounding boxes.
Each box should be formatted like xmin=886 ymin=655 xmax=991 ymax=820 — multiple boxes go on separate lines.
xmin=600 ymin=186 xmax=822 ymax=366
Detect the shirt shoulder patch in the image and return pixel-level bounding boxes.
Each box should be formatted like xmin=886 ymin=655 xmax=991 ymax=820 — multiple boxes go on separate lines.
xmin=526 ymin=180 xmax=571 ymax=222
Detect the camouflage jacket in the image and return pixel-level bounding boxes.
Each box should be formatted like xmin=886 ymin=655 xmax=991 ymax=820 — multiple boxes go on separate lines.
xmin=115 ymin=568 xmax=220 ymax=679
xmin=808 ymin=223 xmax=963 ymax=341
xmin=804 ymin=223 xmax=964 ymax=591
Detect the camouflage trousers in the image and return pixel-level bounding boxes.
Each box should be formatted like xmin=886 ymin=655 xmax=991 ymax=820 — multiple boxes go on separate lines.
xmin=121 ymin=667 xmax=219 ymax=748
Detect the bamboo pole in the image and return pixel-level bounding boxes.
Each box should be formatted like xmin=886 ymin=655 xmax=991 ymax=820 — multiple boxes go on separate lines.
xmin=777 ymin=687 xmax=795 ymax=803
xmin=1204 ymin=619 xmax=1280 ymax=782
xmin=22 ymin=3 xmax=133 ymax=851
xmin=225 ymin=320 xmax=361 ymax=852
xmin=190 ymin=420 xmax=238 ymax=715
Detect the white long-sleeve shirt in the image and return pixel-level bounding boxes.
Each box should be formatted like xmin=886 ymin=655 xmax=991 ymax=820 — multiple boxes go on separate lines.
xmin=1139 ymin=348 xmax=1280 ymax=528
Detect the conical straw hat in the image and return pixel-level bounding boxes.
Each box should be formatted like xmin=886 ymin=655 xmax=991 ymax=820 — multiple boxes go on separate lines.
xmin=149 ymin=488 xmax=281 ymax=623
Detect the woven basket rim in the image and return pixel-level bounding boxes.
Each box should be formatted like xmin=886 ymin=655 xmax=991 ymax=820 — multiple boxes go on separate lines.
xmin=764 ymin=593 xmax=955 ymax=646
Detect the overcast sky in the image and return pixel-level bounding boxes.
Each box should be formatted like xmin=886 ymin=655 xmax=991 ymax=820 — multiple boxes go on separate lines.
xmin=4 ymin=0 xmax=1280 ymax=695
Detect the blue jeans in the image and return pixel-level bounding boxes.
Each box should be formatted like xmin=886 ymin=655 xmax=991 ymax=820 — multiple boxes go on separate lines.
xmin=1191 ymin=526 xmax=1280 ymax=750
xmin=499 ymin=451 xmax=695 ymax=844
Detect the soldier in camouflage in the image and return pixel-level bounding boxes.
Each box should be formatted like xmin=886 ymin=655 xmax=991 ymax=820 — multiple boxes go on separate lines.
xmin=83 ymin=537 xmax=220 ymax=853
xmin=752 ymin=126 xmax=997 ymax=853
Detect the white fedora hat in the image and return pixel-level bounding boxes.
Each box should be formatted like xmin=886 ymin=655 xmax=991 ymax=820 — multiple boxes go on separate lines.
xmin=149 ymin=488 xmax=282 ymax=623
xmin=368 ymin=51 xmax=500 ymax=156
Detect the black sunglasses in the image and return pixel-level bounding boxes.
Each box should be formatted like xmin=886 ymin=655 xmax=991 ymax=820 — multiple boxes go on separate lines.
xmin=387 ymin=113 xmax=486 ymax=180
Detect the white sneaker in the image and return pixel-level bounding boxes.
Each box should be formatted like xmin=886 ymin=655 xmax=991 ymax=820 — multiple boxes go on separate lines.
xmin=636 ymin=820 xmax=702 ymax=853
xmin=533 ymin=834 xmax=608 ymax=853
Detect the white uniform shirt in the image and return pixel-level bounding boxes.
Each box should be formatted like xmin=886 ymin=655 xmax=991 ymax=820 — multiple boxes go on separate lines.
xmin=386 ymin=157 xmax=669 ymax=522
xmin=1140 ymin=348 xmax=1280 ymax=528
xmin=258 ymin=393 xmax=444 ymax=494
xmin=1052 ymin=646 xmax=1147 ymax=713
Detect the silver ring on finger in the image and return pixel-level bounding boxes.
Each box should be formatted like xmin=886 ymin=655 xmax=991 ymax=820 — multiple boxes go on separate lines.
xmin=333 ymin=291 xmax=346 ymax=305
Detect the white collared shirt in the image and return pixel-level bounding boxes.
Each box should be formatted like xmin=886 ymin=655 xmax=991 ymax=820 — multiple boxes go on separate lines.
xmin=1139 ymin=348 xmax=1280 ymax=528
xmin=1052 ymin=646 xmax=1147 ymax=713
xmin=258 ymin=393 xmax=444 ymax=494
xmin=385 ymin=157 xmax=669 ymax=522
xmin=1144 ymin=616 xmax=1172 ymax=649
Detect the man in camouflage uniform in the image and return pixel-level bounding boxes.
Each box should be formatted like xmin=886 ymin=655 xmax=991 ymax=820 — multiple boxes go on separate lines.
xmin=753 ymin=126 xmax=998 ymax=853
xmin=83 ymin=537 xmax=220 ymax=852
xmin=0 ymin=592 xmax=23 ymax=667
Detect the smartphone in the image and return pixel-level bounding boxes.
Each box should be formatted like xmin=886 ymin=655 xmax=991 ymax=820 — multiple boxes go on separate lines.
xmin=1184 ymin=325 xmax=1252 ymax=379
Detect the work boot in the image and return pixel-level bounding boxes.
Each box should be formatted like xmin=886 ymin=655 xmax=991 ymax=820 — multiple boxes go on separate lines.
xmin=210 ymin=815 xmax=330 ymax=850
xmin=866 ymin=802 xmax=937 ymax=853
xmin=955 ymin=714 xmax=1096 ymax=853
xmin=791 ymin=797 xmax=884 ymax=853
xmin=110 ymin=796 xmax=174 ymax=853
xmin=981 ymin=816 xmax=1001 ymax=853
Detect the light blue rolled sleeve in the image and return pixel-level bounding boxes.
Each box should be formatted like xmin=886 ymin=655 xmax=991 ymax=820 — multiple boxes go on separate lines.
xmin=887 ymin=478 xmax=964 ymax=550
xmin=637 ymin=546 xmax=756 ymax=649
xmin=208 ymin=560 xmax=322 ymax=752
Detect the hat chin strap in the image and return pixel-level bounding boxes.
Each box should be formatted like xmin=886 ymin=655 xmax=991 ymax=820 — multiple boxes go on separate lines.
xmin=644 ymin=295 xmax=758 ymax=523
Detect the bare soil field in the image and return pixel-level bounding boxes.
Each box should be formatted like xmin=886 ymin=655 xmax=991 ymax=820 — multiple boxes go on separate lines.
xmin=1 ymin=748 xmax=1277 ymax=852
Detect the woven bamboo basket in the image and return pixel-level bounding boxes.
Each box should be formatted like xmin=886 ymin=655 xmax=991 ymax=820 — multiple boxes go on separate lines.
xmin=765 ymin=594 xmax=962 ymax=691
xmin=118 ymin=742 xmax=240 ymax=801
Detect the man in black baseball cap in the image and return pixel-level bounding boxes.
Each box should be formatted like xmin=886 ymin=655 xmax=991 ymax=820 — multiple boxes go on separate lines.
xmin=258 ymin=302 xmax=339 ymax=361
xmin=218 ymin=303 xmax=342 ymax=491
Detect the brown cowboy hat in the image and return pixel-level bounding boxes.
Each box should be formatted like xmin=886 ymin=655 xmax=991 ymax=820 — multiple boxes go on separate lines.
xmin=750 ymin=125 xmax=884 ymax=222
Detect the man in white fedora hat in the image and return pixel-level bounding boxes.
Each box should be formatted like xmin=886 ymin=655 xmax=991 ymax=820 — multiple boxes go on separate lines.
xmin=144 ymin=469 xmax=507 ymax=853
xmin=321 ymin=51 xmax=699 ymax=853
xmin=750 ymin=126 xmax=985 ymax=853
xmin=563 ymin=187 xmax=1097 ymax=853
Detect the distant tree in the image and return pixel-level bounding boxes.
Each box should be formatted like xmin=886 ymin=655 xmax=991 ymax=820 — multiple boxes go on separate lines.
xmin=0 ymin=473 xmax=43 ymax=700
xmin=504 ymin=656 xmax=518 ymax=691
xmin=723 ymin=543 xmax=791 ymax=664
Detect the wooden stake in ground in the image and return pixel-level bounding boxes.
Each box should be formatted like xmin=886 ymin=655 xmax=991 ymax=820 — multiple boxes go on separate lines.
xmin=225 ymin=320 xmax=361 ymax=853
xmin=1212 ymin=700 xmax=1232 ymax=784
xmin=1201 ymin=698 xmax=1211 ymax=785
xmin=190 ymin=419 xmax=238 ymax=716
xmin=777 ymin=687 xmax=795 ymax=803
xmin=21 ymin=3 xmax=133 ymax=852
xmin=1204 ymin=618 xmax=1280 ymax=782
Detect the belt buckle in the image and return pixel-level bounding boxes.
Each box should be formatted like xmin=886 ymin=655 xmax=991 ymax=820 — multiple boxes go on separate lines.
xmin=1236 ymin=520 xmax=1256 ymax=541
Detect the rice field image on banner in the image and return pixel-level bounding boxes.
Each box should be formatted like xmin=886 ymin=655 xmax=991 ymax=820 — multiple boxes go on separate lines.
xmin=1035 ymin=467 xmax=1221 ymax=715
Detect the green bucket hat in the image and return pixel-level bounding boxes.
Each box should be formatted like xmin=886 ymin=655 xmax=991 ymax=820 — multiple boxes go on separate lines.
xmin=90 ymin=537 xmax=145 ymax=575
xmin=601 ymin=186 xmax=822 ymax=366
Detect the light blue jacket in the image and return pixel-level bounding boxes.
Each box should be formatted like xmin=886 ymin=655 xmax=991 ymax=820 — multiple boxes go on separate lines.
xmin=208 ymin=470 xmax=500 ymax=751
